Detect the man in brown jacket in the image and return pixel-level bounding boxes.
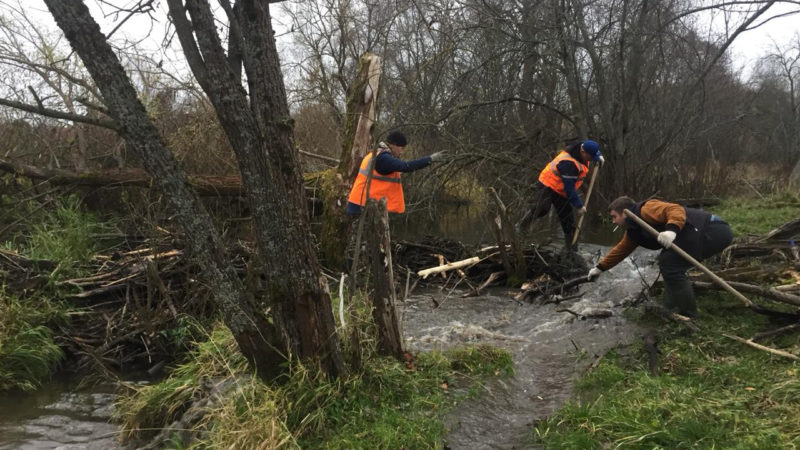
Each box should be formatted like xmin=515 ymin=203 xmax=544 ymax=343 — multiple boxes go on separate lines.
xmin=587 ymin=196 xmax=733 ymax=317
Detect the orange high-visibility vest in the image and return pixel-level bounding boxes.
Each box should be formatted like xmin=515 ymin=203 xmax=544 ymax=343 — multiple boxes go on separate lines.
xmin=537 ymin=151 xmax=589 ymax=197
xmin=347 ymin=149 xmax=406 ymax=213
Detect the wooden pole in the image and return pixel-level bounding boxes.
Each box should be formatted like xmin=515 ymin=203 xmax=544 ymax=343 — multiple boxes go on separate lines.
xmin=417 ymin=256 xmax=481 ymax=279
xmin=366 ymin=198 xmax=404 ymax=358
xmin=571 ymin=163 xmax=600 ymax=245
xmin=623 ymin=209 xmax=754 ymax=307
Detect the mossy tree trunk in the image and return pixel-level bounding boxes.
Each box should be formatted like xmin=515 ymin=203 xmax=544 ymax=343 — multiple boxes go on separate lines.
xmin=320 ymin=53 xmax=382 ymax=269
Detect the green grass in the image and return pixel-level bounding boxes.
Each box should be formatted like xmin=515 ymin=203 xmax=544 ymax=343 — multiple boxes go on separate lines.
xmin=115 ymin=322 xmax=514 ymax=449
xmin=534 ymin=194 xmax=800 ymax=448
xmin=0 ymin=195 xmax=120 ymax=391
xmin=0 ymin=290 xmax=66 ymax=391
xmin=709 ymin=192 xmax=800 ymax=236
xmin=533 ymin=293 xmax=800 ymax=449
xmin=26 ymin=195 xmax=118 ymax=280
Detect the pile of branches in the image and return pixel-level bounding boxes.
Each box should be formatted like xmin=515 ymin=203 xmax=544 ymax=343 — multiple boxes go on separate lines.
xmin=696 ymin=217 xmax=800 ymax=306
xmin=394 ymin=235 xmax=588 ymax=299
xmin=0 ymin=238 xmax=239 ymax=375
xmin=723 ymin=217 xmax=800 ymax=263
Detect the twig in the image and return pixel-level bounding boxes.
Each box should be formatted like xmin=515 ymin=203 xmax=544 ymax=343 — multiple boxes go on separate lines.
xmin=557 ymin=308 xmax=581 ymax=317
xmin=723 ymin=333 xmax=800 ymax=361
xmin=751 ymin=323 xmax=800 ymax=342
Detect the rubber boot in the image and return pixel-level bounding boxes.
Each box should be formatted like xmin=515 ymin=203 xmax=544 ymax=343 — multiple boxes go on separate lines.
xmin=662 ymin=279 xmax=697 ymax=318
xmin=561 ymin=234 xmax=577 ymax=255
xmin=562 ymin=235 xmax=588 ymax=273
xmin=516 ymin=208 xmax=534 ymax=235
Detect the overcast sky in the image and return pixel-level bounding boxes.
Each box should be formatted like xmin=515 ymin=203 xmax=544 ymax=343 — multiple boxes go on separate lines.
xmin=7 ymin=1 xmax=800 ymax=83
xmin=720 ymin=2 xmax=799 ymax=77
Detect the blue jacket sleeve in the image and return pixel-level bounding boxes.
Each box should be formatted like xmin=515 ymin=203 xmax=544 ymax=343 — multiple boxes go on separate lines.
xmin=557 ymin=160 xmax=583 ymax=208
xmin=374 ymin=152 xmax=432 ymax=175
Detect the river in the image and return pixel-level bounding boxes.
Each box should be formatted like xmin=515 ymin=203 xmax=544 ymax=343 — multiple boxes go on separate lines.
xmin=402 ymin=245 xmax=659 ymax=449
xmin=0 ymin=379 xmax=118 ymax=450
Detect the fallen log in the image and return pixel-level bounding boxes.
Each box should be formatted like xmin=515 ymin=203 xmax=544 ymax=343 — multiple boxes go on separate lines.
xmin=758 ymin=217 xmax=800 ymax=242
xmin=692 ymin=280 xmax=800 ymax=307
xmin=0 ymin=158 xmax=322 ymax=204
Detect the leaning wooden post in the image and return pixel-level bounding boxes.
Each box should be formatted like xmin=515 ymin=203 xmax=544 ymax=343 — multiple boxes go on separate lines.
xmin=623 ymin=209 xmax=754 ymax=307
xmin=488 ymin=187 xmax=526 ymax=284
xmin=320 ymin=52 xmax=382 ymax=269
xmin=572 ymin=163 xmax=600 ymax=245
xmin=365 ymin=198 xmax=404 ymax=358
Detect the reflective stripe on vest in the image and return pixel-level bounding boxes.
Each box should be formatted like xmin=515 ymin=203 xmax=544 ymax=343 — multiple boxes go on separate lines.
xmin=347 ymin=150 xmax=406 ymax=213
xmin=537 ymin=151 xmax=589 ymax=197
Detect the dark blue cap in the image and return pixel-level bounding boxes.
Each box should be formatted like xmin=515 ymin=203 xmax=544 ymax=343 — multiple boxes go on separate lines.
xmin=386 ymin=131 xmax=408 ymax=147
xmin=582 ymin=140 xmax=602 ymax=162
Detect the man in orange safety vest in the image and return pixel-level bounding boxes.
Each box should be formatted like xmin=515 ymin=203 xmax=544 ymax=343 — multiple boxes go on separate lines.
xmin=517 ymin=140 xmax=604 ymax=251
xmin=346 ymin=130 xmax=446 ymax=215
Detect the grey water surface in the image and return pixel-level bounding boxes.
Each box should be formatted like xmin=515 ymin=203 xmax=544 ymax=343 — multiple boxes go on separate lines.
xmin=0 ymin=381 xmax=118 ymax=450
xmin=402 ymin=245 xmax=659 ymax=450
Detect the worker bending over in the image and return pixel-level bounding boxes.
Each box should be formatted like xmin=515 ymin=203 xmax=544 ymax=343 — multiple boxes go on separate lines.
xmin=517 ymin=140 xmax=603 ymax=251
xmin=588 ymin=196 xmax=733 ymax=317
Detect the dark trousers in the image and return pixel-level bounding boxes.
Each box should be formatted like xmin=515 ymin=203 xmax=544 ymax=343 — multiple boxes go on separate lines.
xmin=518 ymin=182 xmax=576 ymax=240
xmin=657 ymin=220 xmax=733 ymax=316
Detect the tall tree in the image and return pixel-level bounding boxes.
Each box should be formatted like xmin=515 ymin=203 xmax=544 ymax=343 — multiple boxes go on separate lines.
xmin=41 ymin=0 xmax=345 ymax=378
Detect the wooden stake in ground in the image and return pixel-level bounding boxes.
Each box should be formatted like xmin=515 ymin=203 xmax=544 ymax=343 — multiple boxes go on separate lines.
xmin=365 ymin=198 xmax=404 ymax=358
xmin=572 ymin=163 xmax=600 ymax=245
xmin=623 ymin=209 xmax=754 ymax=307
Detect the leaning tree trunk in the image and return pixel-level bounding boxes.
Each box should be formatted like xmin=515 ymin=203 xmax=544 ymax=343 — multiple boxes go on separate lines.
xmin=320 ymin=53 xmax=382 ymax=268
xmin=168 ymin=0 xmax=345 ymax=377
xmin=42 ymin=0 xmax=283 ymax=379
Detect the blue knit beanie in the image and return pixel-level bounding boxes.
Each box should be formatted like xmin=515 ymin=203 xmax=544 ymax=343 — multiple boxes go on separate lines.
xmin=582 ymin=140 xmax=602 ymax=161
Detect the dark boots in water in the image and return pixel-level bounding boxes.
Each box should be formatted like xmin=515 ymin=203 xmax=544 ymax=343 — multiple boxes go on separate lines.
xmin=562 ymin=236 xmax=588 ymax=273
xmin=662 ymin=278 xmax=697 ymax=318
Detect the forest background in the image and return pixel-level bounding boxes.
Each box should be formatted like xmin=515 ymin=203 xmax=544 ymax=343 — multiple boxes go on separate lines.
xmin=2 ymin=0 xmax=799 ymax=212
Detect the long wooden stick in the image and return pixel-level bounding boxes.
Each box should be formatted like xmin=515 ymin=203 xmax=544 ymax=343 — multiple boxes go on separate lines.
xmin=723 ymin=333 xmax=800 ymax=361
xmin=571 ymin=163 xmax=600 ymax=245
xmin=417 ymin=256 xmax=481 ymax=279
xmin=623 ymin=209 xmax=754 ymax=307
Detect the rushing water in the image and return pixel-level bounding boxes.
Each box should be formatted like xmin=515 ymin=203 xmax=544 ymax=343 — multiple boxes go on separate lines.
xmin=402 ymin=245 xmax=660 ymax=449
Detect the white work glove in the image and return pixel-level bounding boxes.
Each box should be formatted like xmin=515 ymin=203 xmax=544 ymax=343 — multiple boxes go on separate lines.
xmin=587 ymin=267 xmax=603 ymax=281
xmin=657 ymin=230 xmax=677 ymax=248
xmin=597 ymin=155 xmax=605 ymax=166
xmin=430 ymin=151 xmax=448 ymax=162
xmin=576 ymin=206 xmax=587 ymax=216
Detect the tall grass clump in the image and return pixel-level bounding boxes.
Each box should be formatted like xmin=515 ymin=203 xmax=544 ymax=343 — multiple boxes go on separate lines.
xmin=116 ymin=296 xmax=514 ymax=449
xmin=0 ymin=290 xmax=66 ymax=391
xmin=23 ymin=195 xmax=116 ymax=280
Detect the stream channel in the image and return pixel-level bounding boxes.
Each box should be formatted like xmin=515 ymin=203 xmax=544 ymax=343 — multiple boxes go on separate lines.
xmin=0 ymin=208 xmax=659 ymax=449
